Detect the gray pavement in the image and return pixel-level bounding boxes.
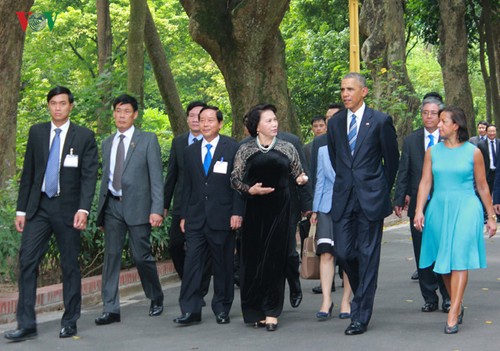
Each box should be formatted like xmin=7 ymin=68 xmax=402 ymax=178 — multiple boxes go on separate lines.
xmin=2 ymin=222 xmax=500 ymax=351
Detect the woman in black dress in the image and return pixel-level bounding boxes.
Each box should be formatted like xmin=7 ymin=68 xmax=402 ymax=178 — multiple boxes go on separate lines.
xmin=231 ymin=104 xmax=308 ymax=331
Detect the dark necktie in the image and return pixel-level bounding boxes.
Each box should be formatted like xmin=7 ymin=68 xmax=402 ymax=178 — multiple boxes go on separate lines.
xmin=427 ymin=134 xmax=434 ymax=150
xmin=491 ymin=140 xmax=496 ymax=167
xmin=113 ymin=134 xmax=125 ymax=191
xmin=348 ymin=114 xmax=357 ymax=155
xmin=45 ymin=128 xmax=62 ymax=198
xmin=204 ymin=144 xmax=212 ymax=175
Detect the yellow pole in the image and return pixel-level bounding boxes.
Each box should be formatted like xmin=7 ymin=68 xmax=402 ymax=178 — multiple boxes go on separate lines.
xmin=349 ymin=0 xmax=360 ymax=72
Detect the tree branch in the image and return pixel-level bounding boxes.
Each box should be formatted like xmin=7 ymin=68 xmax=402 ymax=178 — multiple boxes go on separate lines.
xmin=67 ymin=42 xmax=96 ymax=78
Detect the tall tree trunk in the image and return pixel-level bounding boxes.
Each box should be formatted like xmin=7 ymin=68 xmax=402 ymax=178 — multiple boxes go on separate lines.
xmin=144 ymin=6 xmax=187 ymax=136
xmin=0 ymin=0 xmax=35 ymax=187
xmin=127 ymin=0 xmax=147 ymax=112
xmin=180 ymin=0 xmax=297 ymax=140
xmin=96 ymin=0 xmax=113 ymax=135
xmin=360 ymin=0 xmax=420 ymax=144
xmin=437 ymin=0 xmax=475 ymax=132
xmin=482 ymin=0 xmax=500 ymax=126
xmin=476 ymin=4 xmax=492 ymax=123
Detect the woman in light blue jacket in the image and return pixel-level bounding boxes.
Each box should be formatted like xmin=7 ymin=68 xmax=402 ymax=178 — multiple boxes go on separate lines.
xmin=311 ymin=145 xmax=352 ymax=320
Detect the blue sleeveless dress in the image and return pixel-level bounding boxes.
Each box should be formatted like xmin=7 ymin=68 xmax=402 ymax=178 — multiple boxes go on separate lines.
xmin=419 ymin=142 xmax=487 ymax=274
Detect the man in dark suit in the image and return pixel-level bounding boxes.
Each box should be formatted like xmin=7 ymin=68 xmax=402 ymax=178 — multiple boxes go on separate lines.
xmin=327 ymin=73 xmax=399 ymax=335
xmin=164 ymin=101 xmax=212 ymax=296
xmin=469 ymin=121 xmax=489 ymax=145
xmin=303 ymin=115 xmax=327 ymax=171
xmin=174 ymin=106 xmax=244 ymax=325
xmin=94 ymin=94 xmax=164 ymax=325
xmin=394 ymin=96 xmax=450 ymax=313
xmin=5 ymin=86 xmax=98 ymax=341
xmin=477 ymin=124 xmax=499 ymax=193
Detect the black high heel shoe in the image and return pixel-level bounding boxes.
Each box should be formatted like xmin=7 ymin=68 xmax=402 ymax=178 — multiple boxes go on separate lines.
xmin=458 ymin=304 xmax=464 ymax=325
xmin=444 ymin=323 xmax=459 ymax=334
xmin=253 ymin=321 xmax=266 ymax=328
xmin=265 ymin=323 xmax=278 ymax=331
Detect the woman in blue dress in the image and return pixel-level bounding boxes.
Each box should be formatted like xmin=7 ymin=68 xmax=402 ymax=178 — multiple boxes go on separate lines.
xmin=414 ymin=106 xmax=497 ymax=334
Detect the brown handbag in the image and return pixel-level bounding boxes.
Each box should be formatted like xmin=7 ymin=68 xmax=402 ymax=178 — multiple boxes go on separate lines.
xmin=300 ymin=223 xmax=320 ymax=279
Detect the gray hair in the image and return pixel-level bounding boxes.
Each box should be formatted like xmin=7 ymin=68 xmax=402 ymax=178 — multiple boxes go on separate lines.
xmin=342 ymin=72 xmax=367 ymax=88
xmin=420 ymin=96 xmax=444 ymax=112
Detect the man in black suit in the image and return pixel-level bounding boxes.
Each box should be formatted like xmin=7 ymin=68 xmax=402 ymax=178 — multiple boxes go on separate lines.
xmin=303 ymin=115 xmax=327 ymax=171
xmin=478 ymin=124 xmax=499 ymax=193
xmin=469 ymin=121 xmax=489 ymax=145
xmin=327 ymin=73 xmax=399 ymax=335
xmin=5 ymin=86 xmax=98 ymax=341
xmin=394 ymin=96 xmax=450 ymax=313
xmin=173 ymin=106 xmax=244 ymax=325
xmin=164 ymin=101 xmax=212 ymax=296
xmin=94 ymin=94 xmax=165 ymax=325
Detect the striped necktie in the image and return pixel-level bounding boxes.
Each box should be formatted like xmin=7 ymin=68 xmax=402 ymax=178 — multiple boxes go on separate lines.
xmin=348 ymin=114 xmax=357 ymax=155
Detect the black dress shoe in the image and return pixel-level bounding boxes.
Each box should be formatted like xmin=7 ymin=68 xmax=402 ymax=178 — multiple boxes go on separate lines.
xmin=215 ymin=312 xmax=230 ymax=324
xmin=265 ymin=323 xmax=278 ymax=332
xmin=95 ymin=312 xmax=121 ymax=325
xmin=149 ymin=299 xmax=164 ymax=317
xmin=421 ymin=302 xmax=438 ymax=312
xmin=59 ymin=326 xmax=77 ymax=338
xmin=290 ymin=292 xmax=303 ymax=308
xmin=442 ymin=299 xmax=451 ymax=313
xmin=4 ymin=328 xmax=37 ymax=341
xmin=411 ymin=270 xmax=419 ymax=280
xmin=345 ymin=321 xmax=367 ymax=335
xmin=173 ymin=312 xmax=202 ymax=324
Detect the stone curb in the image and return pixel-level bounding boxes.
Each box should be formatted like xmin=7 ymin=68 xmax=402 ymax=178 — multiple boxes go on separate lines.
xmin=0 ymin=261 xmax=178 ymax=325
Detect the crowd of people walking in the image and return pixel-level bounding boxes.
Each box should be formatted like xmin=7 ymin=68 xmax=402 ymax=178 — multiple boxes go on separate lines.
xmin=4 ymin=72 xmax=498 ymax=342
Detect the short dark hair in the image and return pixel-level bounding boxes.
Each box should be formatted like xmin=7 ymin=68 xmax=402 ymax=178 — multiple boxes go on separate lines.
xmin=47 ymin=86 xmax=74 ymax=104
xmin=199 ymin=105 xmax=223 ymax=122
xmin=477 ymin=121 xmax=489 ymax=128
xmin=186 ymin=101 xmax=207 ymax=116
xmin=486 ymin=124 xmax=496 ymax=131
xmin=113 ymin=94 xmax=138 ymax=111
xmin=423 ymin=92 xmax=443 ymax=103
xmin=441 ymin=106 xmax=469 ymax=142
xmin=328 ymin=103 xmax=344 ymax=110
xmin=311 ymin=115 xmax=326 ymax=125
xmin=245 ymin=103 xmax=277 ymax=138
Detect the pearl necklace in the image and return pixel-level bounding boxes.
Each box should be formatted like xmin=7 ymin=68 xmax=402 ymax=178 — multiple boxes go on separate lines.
xmin=256 ymin=136 xmax=277 ymax=153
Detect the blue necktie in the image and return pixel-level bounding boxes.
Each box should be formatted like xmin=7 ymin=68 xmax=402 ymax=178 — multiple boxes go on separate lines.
xmin=204 ymin=144 xmax=212 ymax=175
xmin=427 ymin=134 xmax=434 ymax=150
xmin=45 ymin=128 xmax=62 ymax=197
xmin=348 ymin=114 xmax=357 ymax=155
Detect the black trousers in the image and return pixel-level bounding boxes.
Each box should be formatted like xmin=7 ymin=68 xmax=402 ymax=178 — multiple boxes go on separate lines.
xmin=168 ymin=214 xmax=212 ymax=296
xmin=17 ymin=195 xmax=81 ymax=329
xmin=180 ymin=223 xmax=234 ymax=315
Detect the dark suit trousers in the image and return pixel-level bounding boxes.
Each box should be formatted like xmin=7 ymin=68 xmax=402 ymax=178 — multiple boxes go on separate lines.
xmin=333 ymin=191 xmax=382 ymax=326
xmin=286 ymin=200 xmax=302 ymax=294
xmin=101 ymin=197 xmax=163 ymax=314
xmin=180 ymin=223 xmax=234 ymax=315
xmin=17 ymin=195 xmax=81 ymax=328
xmin=168 ymin=214 xmax=212 ymax=296
xmin=409 ymin=219 xmax=449 ymax=304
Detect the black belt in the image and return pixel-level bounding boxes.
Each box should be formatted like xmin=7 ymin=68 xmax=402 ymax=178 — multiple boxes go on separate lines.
xmin=108 ymin=191 xmax=122 ymax=201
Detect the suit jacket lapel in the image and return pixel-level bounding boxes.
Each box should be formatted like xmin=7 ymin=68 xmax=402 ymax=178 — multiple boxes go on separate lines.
xmin=60 ymin=123 xmax=76 ymax=169
xmin=123 ymin=129 xmax=140 ymax=172
xmin=417 ymin=128 xmax=426 ymax=160
xmin=210 ymin=137 xmax=226 ymax=174
xmin=352 ymin=108 xmax=372 ymax=158
xmin=337 ymin=111 xmax=349 ymax=156
xmin=103 ymin=134 xmax=114 ymax=177
xmin=42 ymin=122 xmax=51 ymax=167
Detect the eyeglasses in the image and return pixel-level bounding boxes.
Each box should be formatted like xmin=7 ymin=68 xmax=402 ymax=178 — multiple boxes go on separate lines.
xmin=422 ymin=111 xmax=439 ymax=117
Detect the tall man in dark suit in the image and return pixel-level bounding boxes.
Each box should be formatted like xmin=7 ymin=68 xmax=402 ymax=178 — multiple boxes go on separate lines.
xmin=5 ymin=86 xmax=98 ymax=341
xmin=164 ymin=101 xmax=212 ymax=296
xmin=477 ymin=124 xmax=499 ymax=193
xmin=327 ymin=73 xmax=399 ymax=335
xmin=94 ymin=94 xmax=164 ymax=326
xmin=174 ymin=106 xmax=244 ymax=325
xmin=394 ymin=96 xmax=450 ymax=313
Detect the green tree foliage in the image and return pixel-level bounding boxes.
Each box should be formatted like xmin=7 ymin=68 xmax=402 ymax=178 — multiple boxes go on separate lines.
xmin=282 ymin=0 xmax=350 ymax=141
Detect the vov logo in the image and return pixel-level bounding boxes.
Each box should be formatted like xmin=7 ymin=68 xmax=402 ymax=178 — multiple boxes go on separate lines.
xmin=16 ymin=12 xmax=59 ymax=32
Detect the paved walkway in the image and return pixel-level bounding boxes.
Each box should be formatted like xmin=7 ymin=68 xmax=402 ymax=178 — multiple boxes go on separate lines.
xmin=2 ymin=222 xmax=500 ymax=351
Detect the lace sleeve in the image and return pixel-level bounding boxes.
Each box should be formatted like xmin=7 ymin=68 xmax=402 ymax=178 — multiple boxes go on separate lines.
xmin=274 ymin=140 xmax=303 ymax=179
xmin=230 ymin=143 xmax=252 ymax=194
